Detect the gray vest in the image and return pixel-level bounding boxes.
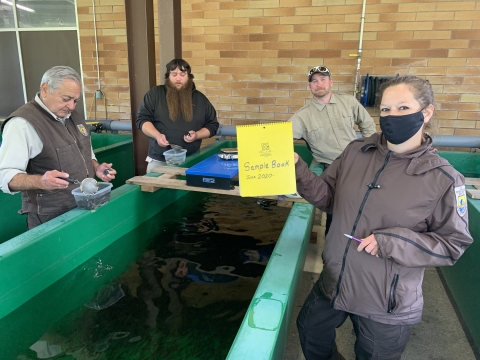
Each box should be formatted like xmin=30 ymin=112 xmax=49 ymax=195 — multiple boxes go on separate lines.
xmin=3 ymin=100 xmax=95 ymax=215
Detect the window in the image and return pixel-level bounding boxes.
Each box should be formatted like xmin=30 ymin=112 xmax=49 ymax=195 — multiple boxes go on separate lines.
xmin=0 ymin=0 xmax=83 ymax=118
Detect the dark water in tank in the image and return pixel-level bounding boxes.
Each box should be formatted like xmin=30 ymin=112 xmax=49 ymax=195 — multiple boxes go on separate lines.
xmin=9 ymin=192 xmax=291 ymax=360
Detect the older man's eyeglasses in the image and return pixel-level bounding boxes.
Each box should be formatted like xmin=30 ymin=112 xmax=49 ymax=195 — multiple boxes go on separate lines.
xmin=308 ymin=66 xmax=330 ymax=76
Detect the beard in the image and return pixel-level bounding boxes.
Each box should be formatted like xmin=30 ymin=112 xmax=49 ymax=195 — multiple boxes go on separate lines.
xmin=165 ymin=78 xmax=193 ymax=121
xmin=312 ymin=88 xmax=330 ymax=99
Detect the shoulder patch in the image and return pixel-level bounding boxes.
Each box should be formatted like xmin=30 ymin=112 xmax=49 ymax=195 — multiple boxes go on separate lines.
xmin=455 ymin=185 xmax=467 ymax=217
xmin=77 ymin=124 xmax=88 ymax=136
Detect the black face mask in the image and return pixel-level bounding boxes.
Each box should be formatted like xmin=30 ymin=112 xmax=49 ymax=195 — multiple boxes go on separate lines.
xmin=379 ymin=110 xmax=425 ymax=145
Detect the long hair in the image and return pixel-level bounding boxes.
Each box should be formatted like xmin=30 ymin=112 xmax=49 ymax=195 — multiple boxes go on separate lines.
xmin=164 ymin=59 xmax=194 ymax=80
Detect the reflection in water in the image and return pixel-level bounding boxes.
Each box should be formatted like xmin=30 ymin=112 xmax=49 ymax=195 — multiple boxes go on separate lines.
xmin=84 ymin=282 xmax=125 ymax=311
xmin=17 ymin=194 xmax=290 ymax=360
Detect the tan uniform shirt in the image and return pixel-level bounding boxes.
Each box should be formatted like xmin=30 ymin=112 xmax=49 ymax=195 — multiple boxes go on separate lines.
xmin=289 ymin=93 xmax=377 ymax=164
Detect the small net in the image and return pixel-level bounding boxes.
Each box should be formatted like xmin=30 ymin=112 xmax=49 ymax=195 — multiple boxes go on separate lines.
xmin=80 ymin=178 xmax=99 ymax=195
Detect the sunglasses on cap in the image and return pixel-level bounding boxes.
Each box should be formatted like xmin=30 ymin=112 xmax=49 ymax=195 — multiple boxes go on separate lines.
xmin=308 ymin=66 xmax=330 ymax=77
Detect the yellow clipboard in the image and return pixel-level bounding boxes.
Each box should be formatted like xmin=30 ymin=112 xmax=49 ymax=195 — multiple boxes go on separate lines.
xmin=236 ymin=122 xmax=296 ymax=197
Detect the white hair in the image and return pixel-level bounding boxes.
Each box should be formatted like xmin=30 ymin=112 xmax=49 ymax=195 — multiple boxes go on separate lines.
xmin=40 ymin=66 xmax=81 ymax=94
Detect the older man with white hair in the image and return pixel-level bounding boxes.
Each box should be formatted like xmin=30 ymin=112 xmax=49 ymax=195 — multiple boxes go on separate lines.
xmin=0 ymin=66 xmax=116 ymax=229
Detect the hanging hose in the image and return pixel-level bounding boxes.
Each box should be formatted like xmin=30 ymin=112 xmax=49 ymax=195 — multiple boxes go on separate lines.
xmin=90 ymin=0 xmax=106 ymax=120
xmin=352 ymin=0 xmax=367 ymax=97
xmin=94 ymin=90 xmax=107 ymax=120
xmin=87 ymin=90 xmax=107 ymax=121
xmin=92 ymin=0 xmax=101 ymax=92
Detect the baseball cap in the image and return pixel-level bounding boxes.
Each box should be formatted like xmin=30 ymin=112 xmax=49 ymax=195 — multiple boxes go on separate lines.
xmin=308 ymin=65 xmax=331 ymax=82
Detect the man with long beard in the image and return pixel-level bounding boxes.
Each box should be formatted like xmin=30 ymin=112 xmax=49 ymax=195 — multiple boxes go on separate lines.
xmin=136 ymin=59 xmax=219 ymax=173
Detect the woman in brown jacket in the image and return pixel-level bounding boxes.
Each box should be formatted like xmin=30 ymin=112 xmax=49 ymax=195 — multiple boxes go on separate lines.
xmin=294 ymin=76 xmax=473 ymax=360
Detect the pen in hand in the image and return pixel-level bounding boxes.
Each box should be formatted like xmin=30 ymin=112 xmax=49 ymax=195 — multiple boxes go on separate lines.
xmin=344 ymin=234 xmax=362 ymax=243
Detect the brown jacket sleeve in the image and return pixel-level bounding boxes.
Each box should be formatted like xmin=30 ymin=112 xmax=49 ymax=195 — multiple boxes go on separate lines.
xmin=295 ymin=156 xmax=335 ymax=213
xmin=374 ymin=170 xmax=473 ymax=267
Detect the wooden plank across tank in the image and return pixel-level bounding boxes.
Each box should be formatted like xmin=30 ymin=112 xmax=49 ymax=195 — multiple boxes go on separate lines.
xmin=464 ymin=177 xmax=480 ymax=199
xmin=465 ymin=177 xmax=480 ymax=187
xmin=126 ymin=165 xmax=307 ymax=203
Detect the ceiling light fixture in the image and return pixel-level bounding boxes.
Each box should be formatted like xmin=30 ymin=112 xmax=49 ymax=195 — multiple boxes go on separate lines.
xmin=1 ymin=0 xmax=35 ymax=13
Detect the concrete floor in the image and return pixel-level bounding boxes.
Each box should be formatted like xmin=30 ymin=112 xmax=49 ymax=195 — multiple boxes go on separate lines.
xmin=284 ymin=211 xmax=479 ymax=360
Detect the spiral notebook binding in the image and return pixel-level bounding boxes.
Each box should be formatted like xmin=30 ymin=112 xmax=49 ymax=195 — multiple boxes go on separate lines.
xmin=237 ymin=122 xmax=289 ymax=128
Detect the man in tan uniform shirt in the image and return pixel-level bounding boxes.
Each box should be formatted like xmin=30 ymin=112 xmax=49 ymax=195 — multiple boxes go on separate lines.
xmin=289 ymin=65 xmax=376 ymax=165
xmin=289 ymin=65 xmax=376 ymax=234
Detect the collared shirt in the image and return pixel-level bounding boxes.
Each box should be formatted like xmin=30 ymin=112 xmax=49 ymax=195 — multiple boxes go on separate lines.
xmin=289 ymin=93 xmax=377 ymax=164
xmin=0 ymin=94 xmax=96 ymax=194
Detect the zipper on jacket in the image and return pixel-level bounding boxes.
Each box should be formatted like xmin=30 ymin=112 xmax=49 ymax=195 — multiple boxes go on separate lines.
xmin=388 ymin=274 xmax=399 ymax=313
xmin=331 ymin=151 xmax=392 ymax=307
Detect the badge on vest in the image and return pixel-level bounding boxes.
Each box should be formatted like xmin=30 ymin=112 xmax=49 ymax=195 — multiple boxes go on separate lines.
xmin=455 ymin=185 xmax=467 ymax=217
xmin=77 ymin=124 xmax=88 ymax=136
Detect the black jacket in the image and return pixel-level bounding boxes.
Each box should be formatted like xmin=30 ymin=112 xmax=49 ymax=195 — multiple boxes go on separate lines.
xmin=136 ymin=84 xmax=219 ymax=161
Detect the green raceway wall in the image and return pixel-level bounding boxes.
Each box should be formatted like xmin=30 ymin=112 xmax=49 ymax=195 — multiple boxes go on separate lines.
xmin=0 ymin=133 xmax=134 ymax=244
xmin=0 ymin=139 xmax=315 ymax=359
xmin=1 ymin=132 xmax=479 ymax=355
xmin=438 ymin=151 xmax=480 ymax=352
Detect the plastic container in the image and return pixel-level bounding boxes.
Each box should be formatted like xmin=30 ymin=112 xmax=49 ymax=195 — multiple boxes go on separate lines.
xmin=164 ymin=148 xmax=187 ymax=165
xmin=71 ymin=182 xmax=113 ymax=210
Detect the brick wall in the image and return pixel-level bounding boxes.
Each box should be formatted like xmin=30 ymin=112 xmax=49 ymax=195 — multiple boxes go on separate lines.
xmin=77 ymin=0 xmax=480 ymax=136
xmin=77 ymin=0 xmax=130 ymax=121
xmin=181 ymin=0 xmax=480 ymax=136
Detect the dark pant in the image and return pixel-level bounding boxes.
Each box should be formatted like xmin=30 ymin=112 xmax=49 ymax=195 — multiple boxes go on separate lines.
xmin=297 ymin=280 xmax=413 ymax=360
xmin=27 ymin=212 xmax=61 ymax=230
